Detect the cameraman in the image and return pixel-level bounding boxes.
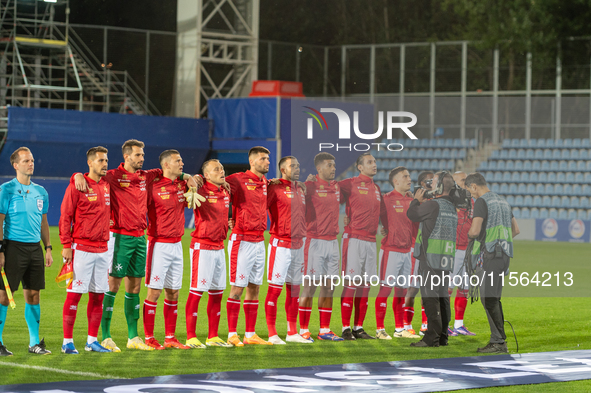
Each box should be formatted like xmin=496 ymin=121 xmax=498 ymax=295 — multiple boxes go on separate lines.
xmin=465 ymin=173 xmax=519 ymax=354
xmin=407 ymin=172 xmax=458 ymax=347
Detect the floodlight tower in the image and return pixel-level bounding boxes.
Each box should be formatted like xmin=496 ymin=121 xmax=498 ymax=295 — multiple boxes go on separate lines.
xmin=175 ymin=0 xmax=259 ymax=118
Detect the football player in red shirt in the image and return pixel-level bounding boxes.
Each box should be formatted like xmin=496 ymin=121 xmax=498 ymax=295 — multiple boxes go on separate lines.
xmin=448 ymin=171 xmax=476 ymax=336
xmin=185 ymin=159 xmax=232 ymax=348
xmin=142 ymin=150 xmax=190 ymax=350
xmin=224 ymin=147 xmax=272 ymax=346
xmin=59 ymin=147 xmax=112 ymax=354
xmin=375 ymin=166 xmax=420 ymax=340
xmin=339 ymin=153 xmax=381 ymax=340
xmin=264 ymin=156 xmax=311 ymax=344
xmin=300 ymin=153 xmax=344 ymax=342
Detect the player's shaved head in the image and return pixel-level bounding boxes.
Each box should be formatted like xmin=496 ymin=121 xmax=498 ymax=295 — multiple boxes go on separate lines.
xmin=202 ymin=159 xmax=220 ymax=174
xmin=159 ymin=149 xmax=180 ymax=166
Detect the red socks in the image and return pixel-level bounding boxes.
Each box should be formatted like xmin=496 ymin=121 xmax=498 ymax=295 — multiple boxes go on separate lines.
xmin=185 ymin=291 xmax=202 ymax=340
xmin=299 ymin=305 xmax=312 ymax=331
xmin=163 ymin=300 xmax=178 ymax=338
xmin=375 ymin=286 xmax=392 ymax=330
xmin=285 ymin=284 xmax=300 ymax=335
xmin=455 ymin=289 xmax=469 ymax=321
xmin=319 ymin=307 xmax=332 ymax=331
xmin=264 ymin=284 xmax=283 ymax=337
xmin=143 ymin=300 xmax=157 ymax=339
xmin=226 ymin=298 xmax=241 ymax=334
xmin=403 ymin=306 xmax=414 ymax=327
xmin=87 ymin=292 xmax=104 ymax=338
xmin=353 ymin=287 xmax=370 ymax=328
xmin=63 ymin=292 xmax=82 ymax=339
xmin=207 ymin=290 xmax=223 ymax=339
xmin=422 ymin=306 xmax=428 ymax=325
xmin=340 ymin=286 xmax=355 ymax=327
xmin=243 ymin=300 xmax=259 ymax=334
xmin=393 ymin=287 xmax=407 ymax=329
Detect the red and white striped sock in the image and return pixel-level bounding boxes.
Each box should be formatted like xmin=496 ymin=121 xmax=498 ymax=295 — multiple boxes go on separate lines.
xmin=226 ymin=298 xmax=241 ymax=338
xmin=185 ymin=291 xmax=202 ymax=340
xmin=63 ymin=292 xmax=82 ymax=342
xmin=163 ymin=300 xmax=178 ymax=339
xmin=265 ymin=284 xmax=283 ymax=337
xmin=143 ymin=300 xmax=157 ymax=339
xmin=207 ymin=290 xmax=223 ymax=339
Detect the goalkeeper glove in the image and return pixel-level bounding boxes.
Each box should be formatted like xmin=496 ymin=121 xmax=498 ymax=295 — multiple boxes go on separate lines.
xmin=184 ymin=187 xmax=207 ymax=209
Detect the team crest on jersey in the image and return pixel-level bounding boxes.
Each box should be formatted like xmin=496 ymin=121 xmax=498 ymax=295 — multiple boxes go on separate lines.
xmin=37 ymin=199 xmax=43 ymax=211
xmin=88 ymin=188 xmax=93 ymax=193
xmin=319 ymin=185 xmax=324 ymax=190
xmin=103 ymin=186 xmax=108 ymax=193
xmin=361 ymin=182 xmax=365 ymax=187
xmin=177 ymin=183 xmax=183 ymax=190
xmin=161 ymin=186 xmax=166 ymax=192
xmin=121 ymin=175 xmax=127 ymax=179
xmin=138 ymin=175 xmax=145 ymax=180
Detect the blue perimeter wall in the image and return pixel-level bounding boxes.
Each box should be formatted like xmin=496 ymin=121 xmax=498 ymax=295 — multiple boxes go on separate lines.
xmin=0 ymin=107 xmax=211 ymax=226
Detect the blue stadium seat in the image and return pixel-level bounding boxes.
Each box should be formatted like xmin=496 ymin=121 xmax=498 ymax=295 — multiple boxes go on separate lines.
xmin=506 ymin=195 xmax=515 ymax=206
xmin=506 ymin=160 xmax=514 ymax=170
xmin=511 ymin=172 xmax=520 ymax=182
xmin=493 ymin=172 xmax=503 ymax=182
xmin=548 ymin=172 xmax=557 ymax=183
xmin=503 ymin=172 xmax=512 ymax=182
xmin=524 ymin=195 xmax=533 ymax=207
xmin=533 ymin=195 xmax=543 ymax=207
xmin=509 ymin=150 xmax=517 ymax=159
xmin=570 ymin=197 xmax=580 ymax=209
xmin=538 ymin=172 xmax=547 ymax=182
xmin=543 ymin=149 xmax=552 ymax=159
xmin=485 ymin=171 xmax=495 ymax=179
xmin=530 ymin=208 xmax=540 ymax=219
xmin=436 ymin=139 xmax=445 ymax=147
xmin=585 ymin=173 xmax=591 ymax=184
xmin=548 ymin=208 xmax=558 ymax=218
xmin=422 ymin=159 xmax=431 ymax=169
xmin=568 ymin=209 xmax=577 ymax=220
xmin=511 ymin=139 xmax=520 ymax=147
xmin=580 ymin=149 xmax=588 ymax=160
xmin=497 ymin=161 xmax=506 ymax=170
xmin=530 ymin=172 xmax=539 ymax=183
xmin=577 ymin=161 xmax=585 ymax=171
xmin=517 ymin=149 xmax=526 ymax=159
xmin=534 ymin=149 xmax=544 ymax=159
xmin=502 ymin=139 xmax=511 ymax=148
xmin=458 ymin=150 xmax=467 ymax=159
xmin=420 ymin=139 xmax=429 ymax=147
xmin=430 ymin=159 xmax=439 ymax=169
xmin=532 ymin=161 xmax=541 ymax=171
xmin=410 ymin=170 xmax=419 ymax=180
xmin=554 ymin=184 xmax=564 ymax=195
xmin=432 ymin=150 xmax=442 ymax=159
xmin=519 ymin=173 xmax=528 ymax=183
xmin=561 ymin=149 xmax=570 ymax=159
xmin=523 ymin=160 xmax=532 ymax=171
xmin=551 ymin=196 xmax=561 ymax=207
xmin=584 ymin=185 xmax=591 ymax=196
xmin=546 ymin=139 xmax=555 ymax=148
xmin=517 ymin=183 xmax=527 ymax=194
xmin=581 ymin=197 xmax=590 ymax=209
xmin=550 ymin=161 xmax=559 ymax=171
xmin=445 ymin=139 xmax=454 ymax=147
xmin=564 ymin=139 xmax=573 ymax=148
xmin=570 ymin=149 xmax=579 ymax=159
xmin=555 ymin=139 xmax=564 ymax=148
xmin=574 ymin=184 xmax=582 ymax=196
xmin=560 ymin=196 xmax=569 ymax=208
xmin=545 ymin=184 xmax=554 ymax=195
xmin=559 ymin=161 xmax=568 ymax=171
xmin=513 ymin=208 xmax=521 ymax=219
xmin=540 ymin=208 xmax=549 ymax=218
xmin=583 ymin=139 xmax=591 ymax=147
xmin=526 ymin=149 xmax=535 ymax=159
xmin=558 ymin=209 xmax=568 ymax=219
xmin=488 ymin=161 xmax=497 ymax=170
xmin=573 ymin=138 xmax=582 ymax=147
xmin=478 ymin=161 xmax=488 ymax=171
xmin=587 ymin=161 xmax=591 ymax=171
xmin=453 ymin=139 xmax=462 ymax=147
xmin=577 ymin=209 xmax=587 ymax=220
xmin=541 ymin=161 xmax=550 ymax=171
xmin=535 ymin=184 xmax=544 ymax=195
xmin=491 ymin=183 xmax=500 ymax=193
xmin=491 ymin=150 xmax=500 ymax=159
xmin=527 ymin=184 xmax=536 ymax=194
xmin=543 ymin=196 xmax=552 ymax=208
xmin=564 ymin=184 xmax=573 ymax=195
xmin=500 ymin=183 xmax=509 ymax=194
xmin=509 ymin=184 xmax=518 ymax=194
xmin=500 ymin=150 xmax=509 ymax=159
xmin=521 ymin=208 xmax=530 ymax=219
xmin=575 ymin=173 xmax=584 ymax=184
xmin=536 ymin=139 xmax=546 ymax=147
xmin=514 ymin=161 xmax=523 ymax=171
xmin=552 ymin=150 xmax=561 ymax=160
xmin=566 ymin=172 xmax=575 ymax=183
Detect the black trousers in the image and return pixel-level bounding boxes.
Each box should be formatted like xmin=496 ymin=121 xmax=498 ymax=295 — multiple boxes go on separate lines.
xmin=418 ymin=261 xmax=451 ymax=347
xmin=479 ymin=252 xmax=510 ymax=344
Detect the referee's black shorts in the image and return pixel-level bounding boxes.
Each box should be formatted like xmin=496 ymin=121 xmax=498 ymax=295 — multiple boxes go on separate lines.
xmin=0 ymin=240 xmax=45 ymax=292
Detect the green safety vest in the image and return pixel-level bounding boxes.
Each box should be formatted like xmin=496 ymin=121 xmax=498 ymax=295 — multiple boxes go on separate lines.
xmin=471 ymin=191 xmax=513 ymax=260
xmin=414 ymin=198 xmax=457 ymax=271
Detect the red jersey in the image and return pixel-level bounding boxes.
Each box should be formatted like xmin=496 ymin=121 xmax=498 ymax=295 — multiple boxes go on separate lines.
xmin=339 ymin=174 xmax=381 ymax=241
xmin=456 ymin=198 xmax=474 ymax=250
xmin=226 ymin=170 xmax=268 ymax=242
xmin=191 ymin=181 xmax=230 ymax=250
xmin=267 ymin=178 xmax=306 ymax=248
xmin=59 ymin=174 xmax=111 ymax=253
xmin=305 ymin=176 xmax=340 ymax=240
xmin=147 ymin=176 xmax=187 ymax=242
xmin=379 ymin=189 xmax=415 ymax=252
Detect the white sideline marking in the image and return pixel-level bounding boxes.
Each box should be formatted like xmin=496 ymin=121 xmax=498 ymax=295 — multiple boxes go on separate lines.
xmin=0 ymin=361 xmax=125 ymax=380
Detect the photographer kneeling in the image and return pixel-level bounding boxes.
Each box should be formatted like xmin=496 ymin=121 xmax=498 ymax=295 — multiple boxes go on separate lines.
xmin=465 ymin=173 xmax=519 ymax=354
xmin=407 ymin=172 xmax=458 ymax=347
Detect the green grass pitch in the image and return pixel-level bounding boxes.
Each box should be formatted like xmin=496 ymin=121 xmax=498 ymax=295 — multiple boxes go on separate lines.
xmin=0 ymin=228 xmax=590 ymax=392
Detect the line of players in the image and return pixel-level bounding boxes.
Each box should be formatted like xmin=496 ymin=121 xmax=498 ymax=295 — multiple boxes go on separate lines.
xmin=57 ymin=140 xmax=476 ymax=354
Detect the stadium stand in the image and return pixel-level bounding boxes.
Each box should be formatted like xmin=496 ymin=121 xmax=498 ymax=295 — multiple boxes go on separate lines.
xmin=478 ymin=138 xmax=591 ymax=220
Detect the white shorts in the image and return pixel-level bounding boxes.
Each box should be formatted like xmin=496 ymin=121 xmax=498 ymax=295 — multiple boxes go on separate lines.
xmin=67 ymin=245 xmax=110 ymax=294
xmin=303 ymin=238 xmax=339 ymax=280
xmin=341 ymin=235 xmax=377 ymax=285
xmin=228 ymin=235 xmax=265 ymax=287
xmin=449 ymin=248 xmax=468 ymax=290
xmin=408 ymin=251 xmax=420 ymax=289
xmin=267 ymin=239 xmax=304 ymax=286
xmin=378 ymin=250 xmax=411 ymax=287
xmin=106 ymin=232 xmax=115 ymax=274
xmin=190 ymin=243 xmax=226 ymax=292
xmin=145 ymin=241 xmax=183 ymax=290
